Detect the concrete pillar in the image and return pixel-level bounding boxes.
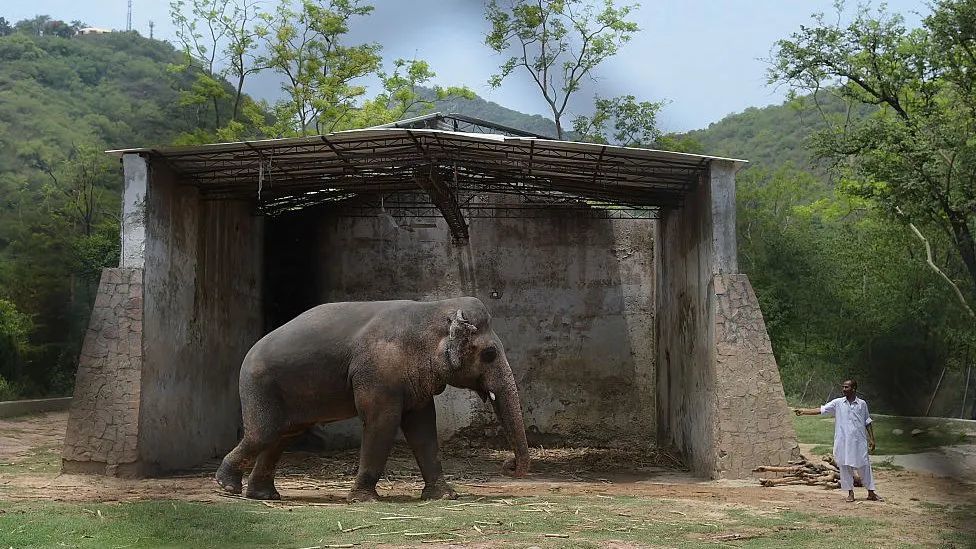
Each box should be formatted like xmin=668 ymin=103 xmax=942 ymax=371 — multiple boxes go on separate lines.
xmin=63 ymin=154 xmax=149 ymax=476
xmin=64 ymin=153 xmax=264 ymax=477
xmin=656 ymin=160 xmax=798 ymax=478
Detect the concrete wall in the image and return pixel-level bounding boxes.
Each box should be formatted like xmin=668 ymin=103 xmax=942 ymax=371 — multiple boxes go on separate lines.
xmin=656 ymin=166 xmax=719 ymax=476
xmin=266 ymin=202 xmax=656 ymax=448
xmin=0 ymin=397 xmax=73 ymax=419
xmin=140 ymin=161 xmax=264 ymax=473
xmin=656 ymin=161 xmax=798 ymax=478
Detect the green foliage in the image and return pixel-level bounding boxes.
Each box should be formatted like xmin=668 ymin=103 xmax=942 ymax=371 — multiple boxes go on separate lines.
xmin=770 ymin=1 xmax=976 ymax=318
xmin=572 ymin=94 xmax=664 ymax=147
xmin=679 ymin=2 xmax=976 ymax=414
xmin=734 ymin=159 xmax=971 ymax=413
xmin=258 ymin=0 xmax=382 ymax=135
xmin=0 ymin=299 xmax=33 ymax=396
xmin=353 ymin=59 xmax=475 ymax=128
xmin=167 ymin=1 xmax=473 ymax=140
xmin=170 ymin=0 xmax=266 ymax=129
xmin=484 ymin=0 xmax=640 ymax=138
xmin=0 ymin=29 xmax=237 ymax=397
xmin=684 ymin=93 xmax=874 ymax=169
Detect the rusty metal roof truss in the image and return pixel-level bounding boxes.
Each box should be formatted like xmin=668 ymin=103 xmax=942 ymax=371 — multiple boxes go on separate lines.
xmin=109 ymin=123 xmax=743 ymax=241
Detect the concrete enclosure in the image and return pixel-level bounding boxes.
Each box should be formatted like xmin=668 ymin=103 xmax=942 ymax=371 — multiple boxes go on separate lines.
xmin=65 ymin=122 xmax=798 ymax=479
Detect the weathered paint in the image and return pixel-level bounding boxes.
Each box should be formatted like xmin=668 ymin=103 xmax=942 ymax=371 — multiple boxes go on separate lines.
xmin=138 ymin=161 xmax=264 ymax=473
xmin=120 ymin=154 xmax=147 ymax=269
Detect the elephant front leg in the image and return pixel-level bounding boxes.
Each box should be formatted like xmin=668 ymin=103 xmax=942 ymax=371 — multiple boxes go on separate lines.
xmin=348 ymin=397 xmax=402 ymax=503
xmin=402 ymin=401 xmax=457 ymax=501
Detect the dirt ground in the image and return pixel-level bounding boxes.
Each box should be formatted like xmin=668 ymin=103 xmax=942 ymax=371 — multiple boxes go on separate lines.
xmin=2 ymin=412 xmax=975 ymax=546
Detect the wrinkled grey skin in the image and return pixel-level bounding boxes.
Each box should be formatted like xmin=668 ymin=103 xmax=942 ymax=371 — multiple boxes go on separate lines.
xmin=215 ymin=297 xmax=530 ymax=502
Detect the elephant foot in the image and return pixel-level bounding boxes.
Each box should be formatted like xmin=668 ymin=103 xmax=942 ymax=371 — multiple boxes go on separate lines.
xmin=421 ymin=481 xmax=458 ymax=501
xmin=215 ymin=462 xmax=243 ymax=495
xmin=347 ymin=488 xmax=380 ymax=503
xmin=244 ymin=482 xmax=281 ymax=500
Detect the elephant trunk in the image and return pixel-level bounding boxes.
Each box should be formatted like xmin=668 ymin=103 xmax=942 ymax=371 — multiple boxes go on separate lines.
xmin=487 ymin=362 xmax=530 ymax=477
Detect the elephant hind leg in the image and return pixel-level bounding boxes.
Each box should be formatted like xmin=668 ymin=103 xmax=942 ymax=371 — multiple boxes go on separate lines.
xmin=244 ymin=438 xmax=287 ymax=500
xmin=216 ymin=435 xmax=275 ymax=494
xmin=216 ymin=392 xmax=288 ymax=495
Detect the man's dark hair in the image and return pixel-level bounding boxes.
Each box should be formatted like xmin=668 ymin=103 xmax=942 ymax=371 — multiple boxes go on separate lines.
xmin=844 ymin=379 xmax=858 ymax=390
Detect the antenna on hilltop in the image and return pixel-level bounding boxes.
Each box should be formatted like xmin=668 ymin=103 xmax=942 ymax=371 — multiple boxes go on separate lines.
xmin=126 ymin=0 xmax=133 ymax=32
xmin=148 ymin=20 xmax=154 ymax=39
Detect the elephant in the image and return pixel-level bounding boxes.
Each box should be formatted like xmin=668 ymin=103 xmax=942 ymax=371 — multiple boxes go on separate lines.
xmin=215 ymin=296 xmax=530 ymax=502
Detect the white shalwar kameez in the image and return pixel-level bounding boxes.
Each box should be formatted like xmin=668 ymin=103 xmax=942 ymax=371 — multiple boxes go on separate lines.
xmin=820 ymin=396 xmax=876 ymax=491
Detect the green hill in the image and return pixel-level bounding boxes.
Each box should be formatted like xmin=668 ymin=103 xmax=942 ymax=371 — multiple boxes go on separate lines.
xmin=686 ymin=92 xmax=874 ymax=169
xmin=0 ymin=30 xmax=236 ymax=397
xmin=423 ymin=91 xmax=559 ymax=138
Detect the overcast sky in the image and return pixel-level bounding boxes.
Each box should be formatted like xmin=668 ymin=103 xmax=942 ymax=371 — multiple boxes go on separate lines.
xmin=2 ymin=0 xmax=927 ymax=132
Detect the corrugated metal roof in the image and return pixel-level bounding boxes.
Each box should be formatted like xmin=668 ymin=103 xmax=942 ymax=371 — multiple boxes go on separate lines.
xmin=107 ymin=126 xmax=746 ymax=216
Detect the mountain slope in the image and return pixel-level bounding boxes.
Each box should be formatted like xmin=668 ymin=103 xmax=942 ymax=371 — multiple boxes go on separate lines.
xmin=686 ymin=93 xmax=873 ymax=168
xmin=0 ymin=31 xmax=237 ymax=395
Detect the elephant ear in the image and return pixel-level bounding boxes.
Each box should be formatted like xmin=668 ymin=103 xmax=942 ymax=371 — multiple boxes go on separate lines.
xmin=446 ymin=309 xmax=477 ymax=369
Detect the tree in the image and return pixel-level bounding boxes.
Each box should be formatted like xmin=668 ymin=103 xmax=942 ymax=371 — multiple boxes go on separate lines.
xmin=484 ymin=0 xmax=639 ymax=139
xmin=220 ymin=0 xmax=266 ymax=122
xmin=0 ymin=298 xmax=33 ymax=387
xmin=572 ymin=94 xmax=663 ymax=147
xmin=171 ymin=0 xmax=235 ymax=128
xmin=15 ymin=15 xmax=51 ymax=36
xmin=353 ymin=59 xmax=475 ymax=128
xmin=44 ymin=20 xmax=76 ymax=39
xmin=260 ymin=0 xmax=381 ymax=135
xmin=770 ymin=1 xmax=976 ymax=318
xmin=0 ymin=17 xmax=13 ymax=37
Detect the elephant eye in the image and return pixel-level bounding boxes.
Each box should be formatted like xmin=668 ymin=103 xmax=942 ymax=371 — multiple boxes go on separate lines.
xmin=480 ymin=347 xmax=497 ymax=363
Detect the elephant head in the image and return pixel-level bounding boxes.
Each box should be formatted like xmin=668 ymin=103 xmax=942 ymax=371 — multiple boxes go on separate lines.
xmin=442 ymin=302 xmax=530 ymax=477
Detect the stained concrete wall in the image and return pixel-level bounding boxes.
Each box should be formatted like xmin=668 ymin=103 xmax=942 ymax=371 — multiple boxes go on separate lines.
xmin=267 ymin=202 xmax=656 ymax=448
xmin=139 ymin=161 xmax=264 ymax=473
xmin=656 ymin=161 xmax=798 ymax=478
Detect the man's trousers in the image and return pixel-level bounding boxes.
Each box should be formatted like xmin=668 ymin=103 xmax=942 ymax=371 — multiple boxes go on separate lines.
xmin=839 ymin=463 xmax=875 ymax=491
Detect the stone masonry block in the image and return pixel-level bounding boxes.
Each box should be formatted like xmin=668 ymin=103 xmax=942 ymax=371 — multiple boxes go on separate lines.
xmin=710 ymin=273 xmax=799 ymax=479
xmin=63 ymin=268 xmax=145 ymax=474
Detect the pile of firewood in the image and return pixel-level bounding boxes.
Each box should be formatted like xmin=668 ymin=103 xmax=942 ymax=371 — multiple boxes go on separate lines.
xmin=754 ymin=454 xmax=860 ymax=489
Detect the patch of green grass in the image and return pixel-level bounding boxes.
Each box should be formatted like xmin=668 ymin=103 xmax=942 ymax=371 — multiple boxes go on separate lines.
xmin=0 ymin=444 xmax=61 ymax=474
xmin=0 ymin=496 xmax=920 ymax=548
xmin=793 ymin=414 xmax=968 ymax=455
xmin=917 ymin=502 xmax=976 ymax=548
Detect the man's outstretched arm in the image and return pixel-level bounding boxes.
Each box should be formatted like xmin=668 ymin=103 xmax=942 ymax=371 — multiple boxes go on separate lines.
xmin=793 ymin=407 xmax=821 ymax=416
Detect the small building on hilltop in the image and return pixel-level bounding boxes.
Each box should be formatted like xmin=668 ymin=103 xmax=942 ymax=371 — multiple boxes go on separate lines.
xmin=77 ymin=27 xmax=112 ymax=35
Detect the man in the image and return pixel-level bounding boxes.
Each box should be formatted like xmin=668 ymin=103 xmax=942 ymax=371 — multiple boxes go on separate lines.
xmin=794 ymin=379 xmax=883 ymax=502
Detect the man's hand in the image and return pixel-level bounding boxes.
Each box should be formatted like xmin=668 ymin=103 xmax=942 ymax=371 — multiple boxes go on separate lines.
xmin=793 ymin=408 xmax=802 ymax=416
xmin=869 ymin=439 xmax=876 ymax=453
